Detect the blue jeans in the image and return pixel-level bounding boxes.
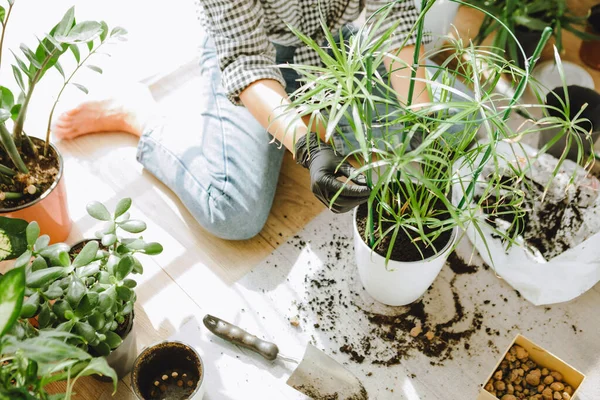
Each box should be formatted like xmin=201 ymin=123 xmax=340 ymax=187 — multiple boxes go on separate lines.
xmin=136 ymin=28 xmax=471 ymax=240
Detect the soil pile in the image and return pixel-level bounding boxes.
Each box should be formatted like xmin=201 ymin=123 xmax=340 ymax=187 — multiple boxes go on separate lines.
xmin=294 ymin=237 xmax=483 ymax=366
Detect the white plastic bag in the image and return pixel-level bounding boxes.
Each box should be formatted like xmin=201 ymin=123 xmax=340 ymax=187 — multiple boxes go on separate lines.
xmin=455 ymin=142 xmax=600 ymax=305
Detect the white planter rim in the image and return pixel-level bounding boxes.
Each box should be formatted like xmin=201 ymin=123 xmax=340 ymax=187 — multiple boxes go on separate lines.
xmin=353 ymin=208 xmax=456 ymax=264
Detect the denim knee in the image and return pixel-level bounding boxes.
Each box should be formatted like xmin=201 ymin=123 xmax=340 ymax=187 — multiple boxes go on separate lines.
xmin=199 ymin=188 xmax=271 ymax=241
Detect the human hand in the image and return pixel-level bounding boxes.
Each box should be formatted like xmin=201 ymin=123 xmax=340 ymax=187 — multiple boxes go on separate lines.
xmin=295 ymin=132 xmax=370 ymax=213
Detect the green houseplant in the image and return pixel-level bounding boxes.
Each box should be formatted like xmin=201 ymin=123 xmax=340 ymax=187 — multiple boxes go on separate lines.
xmin=10 ymin=198 xmax=162 ymax=379
xmin=0 ymin=2 xmax=126 ymax=242
xmin=1 ymin=256 xmax=117 ymax=399
xmin=284 ymin=0 xmax=584 ymax=305
xmin=465 ymin=0 xmax=597 ymax=66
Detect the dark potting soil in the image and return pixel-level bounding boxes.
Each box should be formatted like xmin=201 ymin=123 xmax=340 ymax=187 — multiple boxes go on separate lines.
xmin=355 ymin=202 xmax=453 ymax=262
xmin=0 ymin=138 xmax=59 ymax=208
xmin=479 ymin=173 xmax=593 ymax=260
xmin=294 ymin=232 xmax=484 ymax=366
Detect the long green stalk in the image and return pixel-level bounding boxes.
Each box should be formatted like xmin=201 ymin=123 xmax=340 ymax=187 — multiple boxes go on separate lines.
xmin=406 ymin=0 xmax=429 ymax=107
xmin=0 ymin=123 xmax=27 ymax=173
xmin=0 ymin=2 xmax=14 ymax=70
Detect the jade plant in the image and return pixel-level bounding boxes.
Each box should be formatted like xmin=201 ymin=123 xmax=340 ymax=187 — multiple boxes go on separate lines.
xmin=11 ymin=198 xmax=162 ymax=358
xmin=284 ymin=0 xmax=585 ymax=262
xmin=0 ymin=2 xmax=126 ymax=206
xmin=1 ymin=265 xmax=117 ymax=399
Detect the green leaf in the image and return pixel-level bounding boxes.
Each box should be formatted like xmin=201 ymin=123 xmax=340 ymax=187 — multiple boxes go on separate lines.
xmin=98 ymin=287 xmax=116 ymax=312
xmin=88 ymin=312 xmax=105 ymax=330
xmin=66 ymin=276 xmax=86 ymax=307
xmin=10 ymin=103 xmax=21 ymax=120
xmin=76 ymin=263 xmax=100 ymax=278
xmin=76 ymin=355 xmax=118 ymax=393
xmin=113 ymin=198 xmax=132 ymax=218
xmin=39 ymin=243 xmax=70 ymax=259
xmin=132 ymin=257 xmax=143 ymax=274
xmin=55 ymin=61 xmax=66 ymax=79
xmin=0 ymin=266 xmax=25 ymax=336
xmin=31 ymin=256 xmax=48 ymax=272
xmin=104 ymin=330 xmax=123 ymax=349
xmin=33 ymin=235 xmax=50 ymax=252
xmin=76 ymin=292 xmax=98 ymax=316
xmin=74 ymin=321 xmax=96 ymax=343
xmin=0 ymin=216 xmax=28 ymax=261
xmin=37 ymin=302 xmax=53 ymax=328
xmin=27 ymin=266 xmax=67 ymax=288
xmin=86 ymin=65 xmax=103 ymax=74
xmin=72 ymin=241 xmax=99 ymax=268
xmin=101 ymin=234 xmax=117 ymax=247
xmin=20 ymin=291 xmax=40 ymax=318
xmin=115 ymin=255 xmax=134 ymax=281
xmin=72 ymin=82 xmax=89 ymax=94
xmin=56 ymin=21 xmax=102 ymax=44
xmin=122 ymin=279 xmax=137 ymax=288
xmin=110 ymin=27 xmax=128 ymax=37
xmin=0 ymin=6 xmax=5 ymax=23
xmin=70 ymin=43 xmax=81 ymax=63
xmin=143 ymin=242 xmax=163 ymax=255
xmin=54 ymin=6 xmax=76 ymax=37
xmin=6 ymin=336 xmax=92 ymax=363
xmin=116 ymin=285 xmax=132 ymax=301
xmin=53 ymin=299 xmax=73 ymax=320
xmin=91 ymin=340 xmax=111 ymax=357
xmin=14 ymin=249 xmax=32 ymax=269
xmin=43 ymin=283 xmax=63 ymax=300
xmin=86 ymin=201 xmax=111 ymax=221
xmin=0 ymin=86 xmax=14 ymax=109
xmin=119 ymin=220 xmax=146 ymax=233
xmin=26 ymin=221 xmax=40 ymax=247
xmin=12 ymin=65 xmax=25 ymax=92
xmin=99 ymin=21 xmax=109 ymax=42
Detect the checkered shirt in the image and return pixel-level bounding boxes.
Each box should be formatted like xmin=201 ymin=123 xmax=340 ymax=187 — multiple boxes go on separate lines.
xmin=196 ymin=0 xmax=424 ymax=105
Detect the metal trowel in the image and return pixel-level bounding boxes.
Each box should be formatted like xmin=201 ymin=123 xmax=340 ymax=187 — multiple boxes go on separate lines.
xmin=203 ymin=315 xmax=368 ymax=400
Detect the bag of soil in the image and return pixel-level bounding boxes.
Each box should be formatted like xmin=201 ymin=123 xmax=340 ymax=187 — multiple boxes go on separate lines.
xmin=454 ymin=141 xmax=600 ymax=305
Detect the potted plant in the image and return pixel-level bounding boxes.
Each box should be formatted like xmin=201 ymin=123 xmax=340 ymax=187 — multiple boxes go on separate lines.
xmin=0 ymin=2 xmax=127 ymax=242
xmin=284 ymin=2 xmax=579 ymax=305
xmin=9 ymin=197 xmax=162 ymax=379
xmin=465 ymin=0 xmax=598 ymax=67
xmin=1 ymin=257 xmax=118 ymax=398
xmin=131 ymin=341 xmax=205 ymax=400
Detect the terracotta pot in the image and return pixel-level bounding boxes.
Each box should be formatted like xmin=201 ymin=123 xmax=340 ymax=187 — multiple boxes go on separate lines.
xmin=131 ymin=341 xmax=205 ymax=400
xmin=0 ymin=140 xmax=71 ymax=242
xmin=580 ymin=4 xmax=600 ymax=71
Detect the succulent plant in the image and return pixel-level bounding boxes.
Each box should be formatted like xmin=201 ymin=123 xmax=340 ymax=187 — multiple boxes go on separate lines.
xmin=13 ymin=197 xmax=162 ymax=357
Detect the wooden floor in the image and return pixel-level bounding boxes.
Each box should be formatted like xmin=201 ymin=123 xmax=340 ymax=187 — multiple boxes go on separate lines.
xmin=12 ymin=0 xmax=600 ymax=398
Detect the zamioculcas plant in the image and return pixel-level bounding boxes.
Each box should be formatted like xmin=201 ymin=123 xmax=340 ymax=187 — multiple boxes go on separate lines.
xmin=0 ymin=2 xmax=126 ymax=242
xmin=0 ymin=262 xmax=117 ymax=399
xmin=7 ymin=198 xmax=161 ymax=378
xmin=283 ymin=0 xmax=584 ymax=305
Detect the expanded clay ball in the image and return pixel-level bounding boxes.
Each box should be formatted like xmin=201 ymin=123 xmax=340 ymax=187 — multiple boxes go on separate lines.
xmin=484 ymin=345 xmax=575 ymax=400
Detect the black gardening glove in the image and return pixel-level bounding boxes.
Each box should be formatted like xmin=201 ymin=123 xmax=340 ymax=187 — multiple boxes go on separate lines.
xmin=295 ymin=132 xmax=370 ymax=213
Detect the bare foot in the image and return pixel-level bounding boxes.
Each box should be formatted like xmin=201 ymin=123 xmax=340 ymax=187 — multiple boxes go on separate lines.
xmin=52 ymin=84 xmax=157 ymax=140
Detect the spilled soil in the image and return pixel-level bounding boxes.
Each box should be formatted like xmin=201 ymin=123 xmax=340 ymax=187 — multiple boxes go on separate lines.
xmin=294 ymin=233 xmax=484 ymax=368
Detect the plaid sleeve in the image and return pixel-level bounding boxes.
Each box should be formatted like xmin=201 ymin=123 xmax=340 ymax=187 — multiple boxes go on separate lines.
xmin=199 ymin=0 xmax=286 ymax=105
xmin=366 ymin=0 xmax=431 ymax=50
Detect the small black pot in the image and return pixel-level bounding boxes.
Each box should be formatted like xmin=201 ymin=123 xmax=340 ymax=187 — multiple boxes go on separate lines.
xmin=131 ymin=341 xmax=205 ymax=400
xmin=539 ymin=85 xmax=600 ymax=162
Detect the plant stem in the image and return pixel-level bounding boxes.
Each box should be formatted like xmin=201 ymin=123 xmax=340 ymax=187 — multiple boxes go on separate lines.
xmin=365 ymin=55 xmax=375 ymax=246
xmin=13 ymin=47 xmax=61 ymax=144
xmin=45 ymin=41 xmax=107 ymax=155
xmin=0 ymin=123 xmax=27 ymax=173
xmin=406 ymin=0 xmax=428 ymax=108
xmin=2 ymin=191 xmax=23 ymax=200
xmin=0 ymin=3 xmax=13 ymax=70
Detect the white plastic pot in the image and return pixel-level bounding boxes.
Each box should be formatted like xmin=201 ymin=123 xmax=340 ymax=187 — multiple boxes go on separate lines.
xmin=353 ymin=209 xmax=457 ymax=306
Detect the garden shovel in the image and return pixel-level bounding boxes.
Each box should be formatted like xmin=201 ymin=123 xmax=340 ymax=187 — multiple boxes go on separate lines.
xmin=203 ymin=315 xmax=368 ymax=400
